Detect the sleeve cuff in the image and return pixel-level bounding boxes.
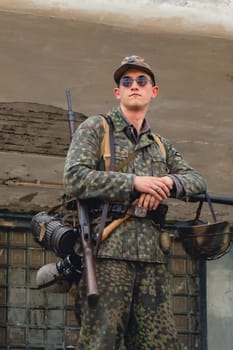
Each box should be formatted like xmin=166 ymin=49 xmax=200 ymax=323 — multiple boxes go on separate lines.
xmin=168 ymin=175 xmax=185 ymax=199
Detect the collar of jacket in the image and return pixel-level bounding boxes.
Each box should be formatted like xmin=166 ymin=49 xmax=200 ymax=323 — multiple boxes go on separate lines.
xmin=107 ymin=106 xmax=154 ymax=142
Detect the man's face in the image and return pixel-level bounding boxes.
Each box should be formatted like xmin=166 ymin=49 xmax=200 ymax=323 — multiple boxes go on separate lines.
xmin=114 ymin=69 xmax=159 ymax=111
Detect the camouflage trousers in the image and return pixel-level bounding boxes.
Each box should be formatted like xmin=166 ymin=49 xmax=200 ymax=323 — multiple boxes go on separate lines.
xmin=75 ymin=258 xmax=181 ymax=350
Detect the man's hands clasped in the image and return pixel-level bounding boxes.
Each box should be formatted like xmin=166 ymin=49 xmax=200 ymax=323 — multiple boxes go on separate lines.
xmin=134 ymin=175 xmax=174 ymax=211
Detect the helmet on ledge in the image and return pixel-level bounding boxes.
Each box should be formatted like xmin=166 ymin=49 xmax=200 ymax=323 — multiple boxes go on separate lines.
xmin=177 ymin=220 xmax=232 ymax=260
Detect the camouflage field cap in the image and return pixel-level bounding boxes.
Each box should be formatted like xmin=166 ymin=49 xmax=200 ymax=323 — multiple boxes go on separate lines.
xmin=114 ymin=55 xmax=156 ymax=86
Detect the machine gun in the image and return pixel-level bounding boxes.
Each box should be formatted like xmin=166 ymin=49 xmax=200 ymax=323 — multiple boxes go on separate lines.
xmin=65 ymin=88 xmax=99 ymax=309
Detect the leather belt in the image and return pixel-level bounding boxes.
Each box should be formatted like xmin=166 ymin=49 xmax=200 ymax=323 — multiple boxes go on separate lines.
xmin=89 ymin=203 xmax=127 ymax=219
xmin=89 ymin=202 xmax=168 ymax=224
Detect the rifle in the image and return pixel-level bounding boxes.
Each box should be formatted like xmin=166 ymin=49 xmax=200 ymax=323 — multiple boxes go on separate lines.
xmin=65 ymin=88 xmax=99 ymax=309
xmin=190 ymin=194 xmax=233 ymax=206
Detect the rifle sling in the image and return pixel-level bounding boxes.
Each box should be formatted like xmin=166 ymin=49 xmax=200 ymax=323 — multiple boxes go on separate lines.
xmin=115 ymin=150 xmax=137 ymax=172
xmin=96 ymin=116 xmax=115 ymax=254
xmin=115 ymin=136 xmax=166 ymax=172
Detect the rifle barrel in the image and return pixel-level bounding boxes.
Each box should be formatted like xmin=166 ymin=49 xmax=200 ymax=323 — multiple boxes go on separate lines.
xmin=190 ymin=194 xmax=233 ymax=206
xmin=66 ymin=88 xmax=76 ymax=140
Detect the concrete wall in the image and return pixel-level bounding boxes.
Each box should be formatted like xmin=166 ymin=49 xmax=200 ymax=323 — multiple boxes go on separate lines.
xmin=0 ymin=1 xmax=233 ymax=349
xmin=207 ymin=251 xmax=233 ymax=350
xmin=0 ymin=0 xmax=233 ymax=37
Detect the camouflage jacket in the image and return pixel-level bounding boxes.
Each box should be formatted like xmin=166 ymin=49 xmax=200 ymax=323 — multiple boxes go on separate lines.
xmin=64 ymin=107 xmax=207 ymax=263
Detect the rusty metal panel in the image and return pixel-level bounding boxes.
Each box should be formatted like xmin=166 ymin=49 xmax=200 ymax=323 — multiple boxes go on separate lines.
xmin=0 ymin=227 xmax=78 ymax=350
xmin=0 ymin=215 xmax=205 ymax=350
xmin=169 ymin=237 xmax=203 ymax=350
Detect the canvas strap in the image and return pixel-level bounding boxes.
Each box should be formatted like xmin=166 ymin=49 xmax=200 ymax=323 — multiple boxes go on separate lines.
xmin=95 ymin=116 xmax=115 ymax=254
xmin=194 ymin=192 xmax=217 ymax=224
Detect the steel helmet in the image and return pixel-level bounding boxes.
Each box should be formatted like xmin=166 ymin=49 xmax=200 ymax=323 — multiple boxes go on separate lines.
xmin=177 ymin=220 xmax=232 ymax=260
xmin=36 ymin=254 xmax=82 ymax=292
xmin=36 ymin=263 xmax=72 ymax=293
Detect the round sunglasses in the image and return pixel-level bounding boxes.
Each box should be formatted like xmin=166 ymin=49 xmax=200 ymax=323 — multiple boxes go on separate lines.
xmin=119 ymin=75 xmax=153 ymax=88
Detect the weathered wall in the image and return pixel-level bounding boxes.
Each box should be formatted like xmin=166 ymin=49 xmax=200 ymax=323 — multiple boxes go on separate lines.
xmin=0 ymin=2 xmax=232 ymax=349
xmin=0 ymin=0 xmax=233 ymax=38
xmin=207 ymin=251 xmax=233 ymax=350
xmin=0 ymin=102 xmax=86 ymax=212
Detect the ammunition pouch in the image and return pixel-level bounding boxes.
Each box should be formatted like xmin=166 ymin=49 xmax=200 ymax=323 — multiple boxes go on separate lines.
xmin=146 ymin=204 xmax=168 ymax=227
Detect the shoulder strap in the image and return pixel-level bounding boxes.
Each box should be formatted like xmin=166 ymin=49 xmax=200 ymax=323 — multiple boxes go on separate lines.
xmin=95 ymin=115 xmax=115 ymax=253
xmin=99 ymin=116 xmax=111 ymax=171
xmin=99 ymin=116 xmax=167 ymax=171
xmin=153 ymin=134 xmax=167 ymax=159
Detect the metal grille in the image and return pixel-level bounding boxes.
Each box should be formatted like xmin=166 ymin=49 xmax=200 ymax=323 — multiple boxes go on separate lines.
xmin=169 ymin=239 xmax=206 ymax=349
xmin=0 ymin=215 xmax=205 ymax=350
xmin=0 ymin=228 xmax=78 ymax=350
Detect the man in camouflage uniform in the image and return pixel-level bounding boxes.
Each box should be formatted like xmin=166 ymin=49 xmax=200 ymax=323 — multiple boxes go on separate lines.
xmin=64 ymin=55 xmax=207 ymax=350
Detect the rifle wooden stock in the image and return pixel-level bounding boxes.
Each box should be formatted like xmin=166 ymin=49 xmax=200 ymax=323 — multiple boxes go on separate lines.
xmin=190 ymin=194 xmax=233 ymax=206
xmin=77 ymin=200 xmax=99 ymax=309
